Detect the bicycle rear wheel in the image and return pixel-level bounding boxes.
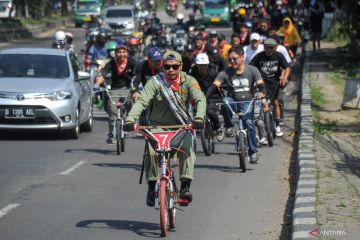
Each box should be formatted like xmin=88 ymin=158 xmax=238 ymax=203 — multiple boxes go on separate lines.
xmin=200 ymin=120 xmax=213 ymax=156
xmin=264 ymin=112 xmax=274 ymax=147
xmin=120 ymin=122 xmax=125 ymax=152
xmin=238 ymin=132 xmax=247 ymax=172
xmin=116 ymin=120 xmax=121 ymax=155
xmin=159 ymin=179 xmax=168 ymax=237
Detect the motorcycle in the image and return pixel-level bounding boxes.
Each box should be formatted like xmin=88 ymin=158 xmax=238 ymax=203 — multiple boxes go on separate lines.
xmin=172 ymin=29 xmax=188 ymax=54
xmin=166 ymin=1 xmax=178 ymax=17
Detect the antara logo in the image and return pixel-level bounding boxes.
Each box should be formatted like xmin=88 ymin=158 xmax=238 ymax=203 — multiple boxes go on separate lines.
xmin=309 ymin=228 xmax=347 ymax=238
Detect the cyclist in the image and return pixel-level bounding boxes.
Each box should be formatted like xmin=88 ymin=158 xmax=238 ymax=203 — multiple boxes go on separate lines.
xmin=206 ymin=30 xmax=219 ymax=49
xmin=95 ymin=44 xmax=137 ymax=144
xmin=243 ymin=33 xmax=264 ymax=64
xmin=123 ymin=51 xmax=206 ymax=207
xmin=86 ymin=30 xmax=108 ymax=80
xmin=250 ymin=38 xmax=291 ymax=137
xmin=181 ymin=43 xmax=196 ymax=74
xmin=171 ymin=13 xmax=186 ymax=33
xmin=206 ymin=45 xmax=268 ymax=163
xmin=218 ymin=34 xmax=232 ymax=66
xmin=132 ymin=47 xmax=163 ymax=101
xmin=206 ymin=47 xmax=226 ymax=73
xmin=52 ymin=30 xmax=66 ymax=49
xmin=277 ymin=17 xmax=302 ymax=57
xmin=189 ymin=53 xmax=224 ymax=141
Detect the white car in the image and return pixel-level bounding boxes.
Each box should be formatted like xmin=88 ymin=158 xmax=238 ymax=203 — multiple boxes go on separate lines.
xmin=104 ymin=5 xmax=135 ymax=36
xmin=0 ymin=48 xmax=94 ymax=139
xmin=0 ymin=0 xmax=15 ymax=18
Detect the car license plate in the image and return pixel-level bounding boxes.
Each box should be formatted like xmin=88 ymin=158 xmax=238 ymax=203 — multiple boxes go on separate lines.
xmin=211 ymin=17 xmax=221 ymax=22
xmin=83 ymin=16 xmax=91 ymax=22
xmin=4 ymin=108 xmax=36 ymax=119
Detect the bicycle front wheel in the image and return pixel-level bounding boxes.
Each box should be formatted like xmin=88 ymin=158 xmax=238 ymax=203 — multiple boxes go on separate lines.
xmin=238 ymin=131 xmax=247 ymax=172
xmin=116 ymin=120 xmax=121 ymax=155
xmin=159 ymin=179 xmax=168 ymax=237
xmin=200 ymin=120 xmax=213 ymax=156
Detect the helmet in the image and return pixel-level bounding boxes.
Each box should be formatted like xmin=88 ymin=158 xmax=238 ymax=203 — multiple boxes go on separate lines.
xmin=128 ymin=37 xmax=140 ymax=46
xmin=97 ymin=29 xmax=107 ymax=39
xmin=65 ymin=32 xmax=73 ymax=39
xmin=106 ymin=41 xmax=117 ymax=51
xmin=115 ymin=44 xmax=128 ymax=52
xmin=176 ymin=13 xmax=184 ymax=20
xmin=54 ymin=31 xmax=66 ymax=41
xmin=195 ymin=53 xmax=209 ymax=64
xmin=238 ymin=8 xmax=246 ymax=16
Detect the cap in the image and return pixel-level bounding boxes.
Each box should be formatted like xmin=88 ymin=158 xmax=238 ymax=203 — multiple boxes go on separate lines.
xmin=194 ymin=34 xmax=204 ymax=41
xmin=195 ymin=53 xmax=210 ymax=64
xmin=250 ymin=33 xmax=260 ymax=41
xmin=209 ymin=30 xmax=217 ymax=37
xmin=217 ymin=34 xmax=226 ymax=42
xmin=163 ymin=51 xmax=182 ymax=62
xmin=264 ymin=38 xmax=277 ymax=47
xmin=195 ymin=24 xmax=206 ymax=31
xmin=115 ymin=44 xmax=128 ymax=51
xmin=148 ymin=47 xmax=163 ymax=61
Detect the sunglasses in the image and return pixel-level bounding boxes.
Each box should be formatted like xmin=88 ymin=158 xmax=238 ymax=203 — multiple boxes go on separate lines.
xmin=228 ymin=57 xmax=240 ymax=63
xmin=163 ymin=64 xmax=181 ymax=70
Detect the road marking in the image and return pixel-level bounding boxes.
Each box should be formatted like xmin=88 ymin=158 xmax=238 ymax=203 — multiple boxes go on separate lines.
xmin=60 ymin=161 xmax=86 ymax=175
xmin=0 ymin=204 xmax=20 ymax=218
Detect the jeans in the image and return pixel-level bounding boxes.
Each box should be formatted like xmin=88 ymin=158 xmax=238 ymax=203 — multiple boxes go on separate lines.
xmin=223 ymin=97 xmax=257 ymax=155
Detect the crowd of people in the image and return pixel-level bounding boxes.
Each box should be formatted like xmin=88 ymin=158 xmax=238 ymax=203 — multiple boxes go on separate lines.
xmin=51 ymin=0 xmax=327 ymax=207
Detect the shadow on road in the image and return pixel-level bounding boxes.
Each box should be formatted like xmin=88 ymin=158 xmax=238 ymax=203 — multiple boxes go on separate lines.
xmin=65 ymin=148 xmax=116 ymax=155
xmin=195 ymin=164 xmax=254 ymax=173
xmin=92 ymin=163 xmax=142 ymax=171
xmin=76 ymin=219 xmax=161 ymax=238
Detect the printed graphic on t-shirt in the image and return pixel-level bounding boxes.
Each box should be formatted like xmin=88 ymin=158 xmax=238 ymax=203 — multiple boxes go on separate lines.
xmin=260 ymin=61 xmax=279 ymax=78
xmin=232 ymin=77 xmax=250 ymax=91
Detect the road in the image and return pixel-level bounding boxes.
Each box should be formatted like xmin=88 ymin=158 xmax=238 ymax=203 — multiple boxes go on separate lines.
xmin=0 ymin=9 xmax=294 ymax=240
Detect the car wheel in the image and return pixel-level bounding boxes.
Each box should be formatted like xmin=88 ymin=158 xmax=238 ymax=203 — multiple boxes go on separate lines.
xmin=81 ymin=103 xmax=93 ymax=132
xmin=69 ymin=108 xmax=80 ymax=139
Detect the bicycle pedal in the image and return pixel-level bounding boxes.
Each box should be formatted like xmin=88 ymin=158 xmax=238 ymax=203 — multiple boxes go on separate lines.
xmin=177 ymin=198 xmax=190 ymax=206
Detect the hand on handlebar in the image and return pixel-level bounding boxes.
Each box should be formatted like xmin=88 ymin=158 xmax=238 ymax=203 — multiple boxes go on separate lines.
xmin=123 ymin=121 xmax=135 ymax=132
xmin=192 ymin=117 xmax=204 ymax=130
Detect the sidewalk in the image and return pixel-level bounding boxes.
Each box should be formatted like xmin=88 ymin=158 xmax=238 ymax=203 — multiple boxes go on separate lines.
xmin=307 ymin=42 xmax=359 ymax=239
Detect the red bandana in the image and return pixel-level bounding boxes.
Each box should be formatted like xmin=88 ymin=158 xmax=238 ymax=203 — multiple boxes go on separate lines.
xmin=115 ymin=58 xmax=127 ymax=77
xmin=164 ymin=74 xmax=181 ymax=92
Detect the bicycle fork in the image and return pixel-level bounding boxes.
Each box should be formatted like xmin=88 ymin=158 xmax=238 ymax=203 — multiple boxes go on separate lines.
xmin=154 ymin=156 xmax=176 ymax=210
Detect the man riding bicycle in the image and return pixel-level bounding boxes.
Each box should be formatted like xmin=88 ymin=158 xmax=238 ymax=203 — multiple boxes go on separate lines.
xmin=250 ymin=38 xmax=291 ymax=137
xmin=206 ymin=46 xmax=268 ymax=163
xmin=123 ymin=51 xmax=206 ymax=207
xmin=95 ymin=44 xmax=137 ymax=144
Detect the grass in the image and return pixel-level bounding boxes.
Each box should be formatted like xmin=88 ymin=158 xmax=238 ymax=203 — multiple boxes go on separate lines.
xmin=328 ymin=72 xmax=345 ymax=94
xmin=310 ymin=86 xmax=327 ymax=108
xmin=324 ymin=21 xmax=350 ymax=46
xmin=0 ymin=14 xmax=63 ymax=30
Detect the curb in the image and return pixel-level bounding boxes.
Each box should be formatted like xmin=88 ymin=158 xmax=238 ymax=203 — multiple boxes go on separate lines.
xmin=0 ymin=17 xmax=71 ymax=42
xmin=292 ymin=49 xmax=317 ymax=239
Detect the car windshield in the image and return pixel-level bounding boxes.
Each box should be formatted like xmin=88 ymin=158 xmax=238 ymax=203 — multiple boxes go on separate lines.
xmin=0 ymin=1 xmax=9 ymax=12
xmin=0 ymin=54 xmax=70 ymax=79
xmin=205 ymin=0 xmax=227 ymax=7
xmin=77 ymin=1 xmax=98 ymax=10
xmin=106 ymin=9 xmax=132 ymax=18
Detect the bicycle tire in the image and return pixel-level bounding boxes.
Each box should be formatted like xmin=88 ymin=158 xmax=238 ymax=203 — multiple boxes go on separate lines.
xmin=116 ymin=120 xmax=121 ymax=155
xmin=119 ymin=123 xmax=125 ymax=152
xmin=200 ymin=121 xmax=213 ymax=156
xmin=159 ymin=179 xmax=168 ymax=237
xmin=264 ymin=112 xmax=274 ymax=147
xmin=238 ymin=132 xmax=247 ymax=172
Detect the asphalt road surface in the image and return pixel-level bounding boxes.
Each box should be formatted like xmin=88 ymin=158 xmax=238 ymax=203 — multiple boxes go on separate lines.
xmin=0 ymin=8 xmax=293 ymax=240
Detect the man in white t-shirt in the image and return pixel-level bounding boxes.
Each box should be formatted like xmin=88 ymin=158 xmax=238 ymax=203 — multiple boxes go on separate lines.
xmin=243 ymin=33 xmax=264 ymax=64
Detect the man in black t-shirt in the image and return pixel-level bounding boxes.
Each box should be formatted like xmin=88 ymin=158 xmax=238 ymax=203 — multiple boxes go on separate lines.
xmin=189 ymin=53 xmax=225 ymax=142
xmin=206 ymin=46 xmax=268 ymax=163
xmin=96 ymin=44 xmax=136 ymax=144
xmin=250 ymin=38 xmax=291 ymax=137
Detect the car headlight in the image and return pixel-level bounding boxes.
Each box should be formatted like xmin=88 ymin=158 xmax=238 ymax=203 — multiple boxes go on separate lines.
xmin=45 ymin=90 xmax=73 ymax=101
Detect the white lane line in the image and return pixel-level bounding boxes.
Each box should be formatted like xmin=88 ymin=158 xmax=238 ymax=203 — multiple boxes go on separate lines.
xmin=0 ymin=204 xmax=20 ymax=219
xmin=60 ymin=161 xmax=86 ymax=175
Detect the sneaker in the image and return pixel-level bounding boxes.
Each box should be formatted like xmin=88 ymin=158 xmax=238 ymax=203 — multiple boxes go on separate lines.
xmin=178 ymin=180 xmax=192 ymax=206
xmin=146 ymin=181 xmax=156 ymax=207
xmin=225 ymin=127 xmax=234 ymax=137
xmin=249 ymin=153 xmax=258 ymax=164
xmin=275 ymin=126 xmax=284 ymax=137
xmin=216 ymin=127 xmax=225 ymax=142
xmin=106 ymin=133 xmax=116 ymax=144
xmin=259 ymin=137 xmax=268 ymax=145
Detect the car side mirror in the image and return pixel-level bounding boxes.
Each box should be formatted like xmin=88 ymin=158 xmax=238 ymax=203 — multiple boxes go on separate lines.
xmin=77 ymin=71 xmax=90 ymax=80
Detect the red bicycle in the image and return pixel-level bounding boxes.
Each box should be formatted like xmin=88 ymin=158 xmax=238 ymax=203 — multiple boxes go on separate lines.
xmin=135 ymin=124 xmax=194 ymax=237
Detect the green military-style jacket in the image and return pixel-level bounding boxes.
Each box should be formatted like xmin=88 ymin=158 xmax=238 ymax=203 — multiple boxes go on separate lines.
xmin=126 ymin=71 xmax=206 ymax=125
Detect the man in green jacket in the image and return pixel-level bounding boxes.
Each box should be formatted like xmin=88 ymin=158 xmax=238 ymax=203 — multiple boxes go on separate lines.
xmin=124 ymin=51 xmax=206 ymax=207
